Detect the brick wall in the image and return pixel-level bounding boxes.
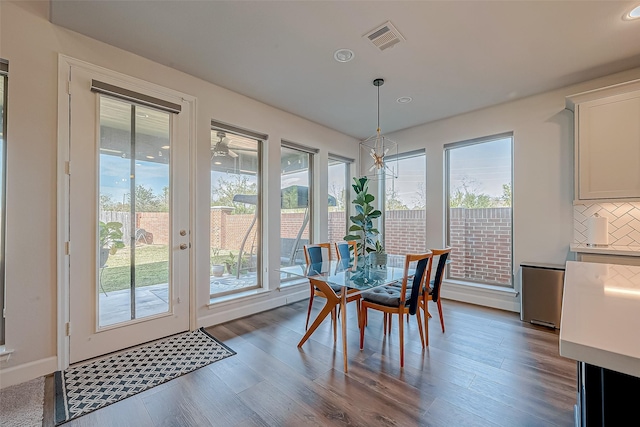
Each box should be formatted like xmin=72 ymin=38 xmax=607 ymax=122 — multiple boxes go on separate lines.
xmin=328 ymin=211 xmax=347 ymax=243
xmin=384 ymin=210 xmax=426 ymax=255
xmin=121 ymin=207 xmax=513 ymax=286
xmin=137 ymin=212 xmax=169 ymax=244
xmin=448 ymin=207 xmax=512 ymax=285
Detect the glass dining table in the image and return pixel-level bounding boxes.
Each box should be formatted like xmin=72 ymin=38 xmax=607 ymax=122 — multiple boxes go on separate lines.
xmin=279 ymin=257 xmax=409 ymax=372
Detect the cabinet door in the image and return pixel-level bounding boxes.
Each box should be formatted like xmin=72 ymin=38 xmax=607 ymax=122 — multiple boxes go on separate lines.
xmin=577 ymin=90 xmax=640 ymax=200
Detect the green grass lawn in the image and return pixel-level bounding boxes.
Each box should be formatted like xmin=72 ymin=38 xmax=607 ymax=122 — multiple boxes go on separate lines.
xmin=100 ymin=245 xmax=169 ymax=293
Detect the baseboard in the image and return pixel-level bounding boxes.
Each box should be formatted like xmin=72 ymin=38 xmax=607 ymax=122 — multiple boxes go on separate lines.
xmin=441 ymin=281 xmax=520 ymax=312
xmin=0 ymin=356 xmax=57 ymax=389
xmin=198 ymin=288 xmax=309 ymax=328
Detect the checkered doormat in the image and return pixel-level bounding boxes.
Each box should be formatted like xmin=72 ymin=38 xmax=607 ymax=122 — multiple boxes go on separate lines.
xmin=54 ymin=328 xmax=235 ymax=425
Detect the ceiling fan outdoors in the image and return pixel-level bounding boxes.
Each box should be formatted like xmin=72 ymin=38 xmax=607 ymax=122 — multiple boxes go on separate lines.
xmin=211 ymin=131 xmax=239 ymax=159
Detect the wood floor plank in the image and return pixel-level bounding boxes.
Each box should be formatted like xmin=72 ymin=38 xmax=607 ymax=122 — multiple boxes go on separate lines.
xmin=141 ymin=367 xmax=258 ymax=426
xmin=237 ymin=380 xmax=327 ymax=427
xmin=423 ymin=397 xmax=501 ymax=427
xmin=468 ymin=374 xmax=575 ymax=426
xmin=64 ymin=394 xmax=154 ymax=427
xmin=43 ymin=298 xmax=576 ymax=426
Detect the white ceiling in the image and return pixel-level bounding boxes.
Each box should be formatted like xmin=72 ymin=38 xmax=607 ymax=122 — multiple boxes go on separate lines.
xmin=50 ymin=1 xmax=640 ymax=139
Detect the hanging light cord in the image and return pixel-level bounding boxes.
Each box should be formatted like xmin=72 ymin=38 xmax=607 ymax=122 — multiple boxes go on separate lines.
xmin=377 ymin=82 xmax=381 ymax=134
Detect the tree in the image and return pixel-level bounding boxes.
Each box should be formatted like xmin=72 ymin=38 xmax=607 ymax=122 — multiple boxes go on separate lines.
xmin=329 ymin=183 xmax=345 ymax=211
xmin=449 ymin=188 xmax=493 ymax=208
xmin=280 ymin=186 xmax=304 ymax=212
xmin=211 ymin=175 xmax=257 ymax=214
xmin=385 ymin=188 xmax=408 ymax=210
xmin=500 ymin=183 xmax=512 ymax=207
xmin=135 ymin=185 xmax=165 ymax=212
xmin=99 ymin=194 xmax=117 ymax=211
xmin=449 ymin=178 xmax=512 ymax=209
xmin=411 ymin=183 xmax=426 ymax=210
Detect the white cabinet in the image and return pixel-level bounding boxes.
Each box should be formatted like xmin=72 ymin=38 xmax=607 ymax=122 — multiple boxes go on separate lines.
xmin=567 ymin=80 xmax=640 ymax=201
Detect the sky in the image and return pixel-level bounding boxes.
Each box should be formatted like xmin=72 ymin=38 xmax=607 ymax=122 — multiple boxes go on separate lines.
xmin=100 ymin=154 xmax=169 ymax=204
xmin=448 ymin=136 xmax=512 ymax=197
xmin=101 ymin=136 xmax=512 ymax=208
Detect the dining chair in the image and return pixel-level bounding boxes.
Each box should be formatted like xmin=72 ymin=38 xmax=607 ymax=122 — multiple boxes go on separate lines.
xmin=303 ymin=243 xmax=361 ymax=334
xmin=419 ymin=247 xmax=452 ymax=344
xmin=334 ymin=240 xmax=357 ymax=261
xmin=359 ymin=252 xmax=433 ymax=367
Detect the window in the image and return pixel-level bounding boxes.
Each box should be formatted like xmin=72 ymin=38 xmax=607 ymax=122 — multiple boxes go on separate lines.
xmin=97 ymin=95 xmax=174 ymax=327
xmin=0 ymin=59 xmax=7 ymax=345
xmin=209 ymin=123 xmax=263 ymax=297
xmin=383 ymin=151 xmax=426 ymax=267
xmin=445 ymin=133 xmax=513 ymax=287
xmin=328 ymin=155 xmax=352 ymax=248
xmin=280 ymin=141 xmax=315 ymax=283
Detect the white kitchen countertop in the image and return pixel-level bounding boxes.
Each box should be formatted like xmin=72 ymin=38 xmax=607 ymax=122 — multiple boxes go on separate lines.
xmin=570 ymin=243 xmax=640 ymax=256
xmin=560 ymin=261 xmax=640 ymax=377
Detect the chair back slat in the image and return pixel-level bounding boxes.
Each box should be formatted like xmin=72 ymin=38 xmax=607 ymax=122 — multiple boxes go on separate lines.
xmin=430 ymin=248 xmax=451 ymax=302
xmin=334 ymin=240 xmax=357 ymax=261
xmin=304 ymin=243 xmax=332 ymax=264
xmin=408 ymin=256 xmax=430 ymax=315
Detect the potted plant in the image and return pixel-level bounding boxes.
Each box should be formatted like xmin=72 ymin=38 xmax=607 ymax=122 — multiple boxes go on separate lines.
xmin=369 ymin=240 xmax=387 ymax=266
xmin=210 ymin=247 xmax=225 ymax=277
xmin=344 ymin=176 xmax=382 ymax=258
xmin=99 ymin=221 xmax=125 ymax=267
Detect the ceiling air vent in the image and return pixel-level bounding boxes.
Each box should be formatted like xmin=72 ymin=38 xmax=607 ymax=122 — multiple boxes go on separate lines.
xmin=364 ymin=21 xmax=405 ymax=51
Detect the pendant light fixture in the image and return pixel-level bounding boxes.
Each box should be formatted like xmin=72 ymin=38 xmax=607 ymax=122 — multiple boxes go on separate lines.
xmin=360 ymin=78 xmax=398 ymax=179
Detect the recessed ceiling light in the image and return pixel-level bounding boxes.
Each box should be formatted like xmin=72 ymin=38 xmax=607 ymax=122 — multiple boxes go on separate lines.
xmin=396 ymin=96 xmax=412 ymax=104
xmin=334 ymin=48 xmax=354 ymax=63
xmin=624 ymin=5 xmax=640 ymax=20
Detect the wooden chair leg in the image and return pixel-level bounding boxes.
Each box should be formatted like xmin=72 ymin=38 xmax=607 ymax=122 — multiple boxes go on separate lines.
xmin=423 ymin=305 xmax=429 ymax=347
xmin=359 ymin=306 xmax=367 ymax=350
xmin=305 ymin=290 xmax=315 ymax=330
xmin=416 ymin=308 xmax=425 ymax=349
xmin=399 ymin=311 xmax=405 ymax=368
xmin=331 ymin=307 xmax=337 ymax=342
xmin=387 ymin=313 xmax=392 ymax=334
xmin=383 ymin=313 xmax=387 ymax=335
xmin=437 ymin=298 xmax=445 ymax=333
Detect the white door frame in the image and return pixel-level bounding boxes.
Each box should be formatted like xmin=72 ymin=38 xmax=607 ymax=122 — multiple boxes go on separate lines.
xmin=56 ymin=55 xmax=197 ymax=370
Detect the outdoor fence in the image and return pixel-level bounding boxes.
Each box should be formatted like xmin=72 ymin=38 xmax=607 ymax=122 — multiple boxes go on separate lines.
xmin=101 ymin=206 xmax=512 ymax=286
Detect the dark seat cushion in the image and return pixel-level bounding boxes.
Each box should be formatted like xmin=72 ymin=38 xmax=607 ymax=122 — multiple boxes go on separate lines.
xmin=389 ymin=281 xmax=425 ymax=296
xmin=362 ymin=285 xmax=412 ymax=307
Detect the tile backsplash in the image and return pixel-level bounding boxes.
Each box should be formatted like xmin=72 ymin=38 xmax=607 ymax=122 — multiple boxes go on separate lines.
xmin=574 ymin=202 xmax=640 ymax=246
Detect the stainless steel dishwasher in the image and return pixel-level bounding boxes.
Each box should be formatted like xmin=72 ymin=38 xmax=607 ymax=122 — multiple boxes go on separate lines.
xmin=520 ymin=262 xmax=566 ymax=329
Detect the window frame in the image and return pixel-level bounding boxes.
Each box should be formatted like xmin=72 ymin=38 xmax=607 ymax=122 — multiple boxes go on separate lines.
xmin=444 ymin=132 xmax=514 ymax=287
xmin=279 ymin=141 xmax=316 ymax=284
xmin=380 ymin=149 xmax=427 ymax=259
xmin=0 ymin=59 xmax=8 ymax=345
xmin=209 ymin=122 xmax=265 ymax=298
xmin=328 ymin=153 xmax=353 ymax=240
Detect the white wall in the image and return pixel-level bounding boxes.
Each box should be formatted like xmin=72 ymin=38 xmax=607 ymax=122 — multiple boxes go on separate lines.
xmin=386 ymin=66 xmax=640 ymax=306
xmin=0 ymin=1 xmax=359 ymax=387
xmin=3 ymin=0 xmax=640 ymax=388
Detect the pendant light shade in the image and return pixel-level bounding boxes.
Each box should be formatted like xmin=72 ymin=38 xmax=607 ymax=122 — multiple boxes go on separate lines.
xmin=359 ymin=78 xmax=398 ymax=179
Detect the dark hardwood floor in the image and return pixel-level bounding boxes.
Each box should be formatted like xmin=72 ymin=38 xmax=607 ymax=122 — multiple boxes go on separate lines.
xmin=47 ymin=299 xmax=577 ymax=426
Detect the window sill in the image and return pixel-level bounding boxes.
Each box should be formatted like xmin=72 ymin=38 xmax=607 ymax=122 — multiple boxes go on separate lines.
xmin=0 ymin=346 xmax=14 ymax=363
xmin=278 ymin=277 xmax=309 ymax=289
xmin=444 ymin=279 xmax=519 ymax=297
xmin=208 ymin=288 xmax=271 ymax=308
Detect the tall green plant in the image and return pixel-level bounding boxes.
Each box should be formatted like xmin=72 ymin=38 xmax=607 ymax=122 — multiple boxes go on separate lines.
xmin=344 ymin=177 xmax=381 ymax=255
xmin=99 ymin=221 xmax=125 ymax=255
